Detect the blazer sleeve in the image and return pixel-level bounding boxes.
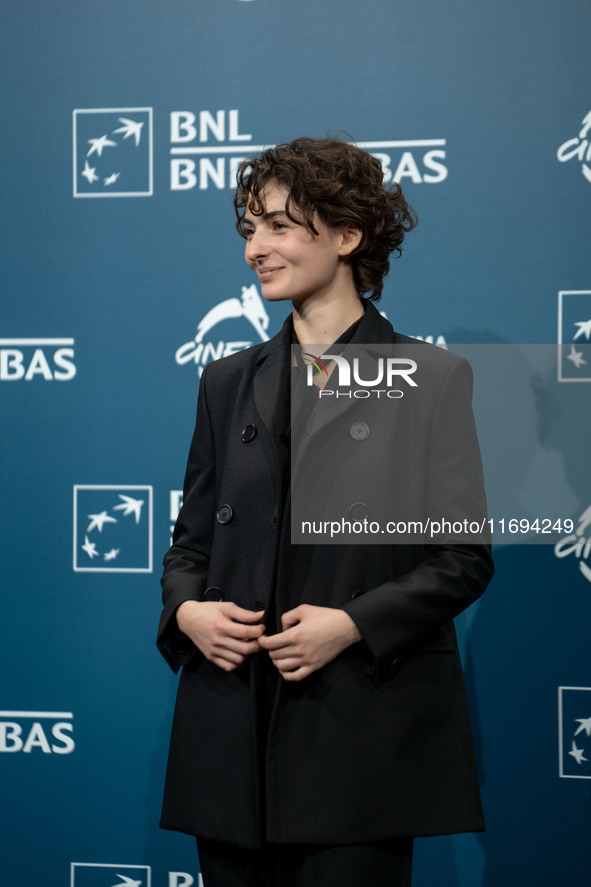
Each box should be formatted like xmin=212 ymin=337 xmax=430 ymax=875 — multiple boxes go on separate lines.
xmin=343 ymin=354 xmax=494 ymax=665
xmin=157 ymin=366 xmax=216 ymax=672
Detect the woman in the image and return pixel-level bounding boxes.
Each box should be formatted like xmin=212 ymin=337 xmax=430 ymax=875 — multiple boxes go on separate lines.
xmin=157 ymin=137 xmax=493 ymax=886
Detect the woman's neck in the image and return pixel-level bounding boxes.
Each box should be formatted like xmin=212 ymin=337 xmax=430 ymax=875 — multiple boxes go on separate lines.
xmin=292 ymin=290 xmax=364 ymax=347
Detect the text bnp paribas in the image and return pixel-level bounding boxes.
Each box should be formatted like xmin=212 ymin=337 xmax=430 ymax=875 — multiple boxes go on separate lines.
xmin=169 ymin=110 xmax=448 ymax=191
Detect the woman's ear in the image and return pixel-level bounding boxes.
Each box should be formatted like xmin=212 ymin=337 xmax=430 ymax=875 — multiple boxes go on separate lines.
xmin=338 ymin=222 xmax=363 ymax=257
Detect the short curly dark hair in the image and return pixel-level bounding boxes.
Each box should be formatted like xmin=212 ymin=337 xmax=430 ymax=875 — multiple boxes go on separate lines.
xmin=233 ymin=137 xmax=417 ymax=301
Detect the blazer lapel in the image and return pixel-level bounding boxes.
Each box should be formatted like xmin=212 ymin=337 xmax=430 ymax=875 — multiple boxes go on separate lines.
xmin=252 ymin=315 xmax=292 ymax=497
xmin=292 ymin=302 xmax=396 ymax=471
xmin=252 ymin=303 xmax=397 ymax=488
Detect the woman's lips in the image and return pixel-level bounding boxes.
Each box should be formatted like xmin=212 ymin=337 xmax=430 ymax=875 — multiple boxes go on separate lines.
xmin=258 ymin=266 xmax=284 ymax=281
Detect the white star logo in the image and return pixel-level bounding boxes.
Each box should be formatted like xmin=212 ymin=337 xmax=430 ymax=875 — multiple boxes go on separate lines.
xmin=568 ymin=740 xmax=588 ymax=765
xmin=113 ymin=494 xmax=144 ymax=523
xmin=87 ymin=134 xmax=117 ymax=157
xmin=104 ymin=548 xmax=120 ymax=562
xmin=110 ymin=877 xmax=142 ymax=887
xmin=81 ymin=160 xmax=99 ymax=184
xmin=573 ymin=318 xmax=591 ymax=341
xmin=104 ymin=172 xmax=120 ymax=186
xmin=81 ymin=536 xmax=99 ymax=559
xmin=574 ymin=716 xmax=591 ymax=737
xmin=86 ymin=511 xmax=117 ymax=533
xmin=113 ymin=117 xmax=144 ymax=147
xmin=566 ymin=344 xmax=587 ymax=369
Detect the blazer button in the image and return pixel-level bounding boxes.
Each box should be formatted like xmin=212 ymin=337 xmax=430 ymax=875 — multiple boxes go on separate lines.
xmin=204 ymin=586 xmax=224 ymax=601
xmin=350 ymin=422 xmax=370 ymax=441
xmin=217 ymin=504 xmax=234 ymax=524
xmin=351 ymin=588 xmax=364 ymax=599
xmin=349 ymin=502 xmax=369 ymax=521
xmin=390 ymin=658 xmax=402 ymax=675
xmin=241 ymin=424 xmax=257 ymax=443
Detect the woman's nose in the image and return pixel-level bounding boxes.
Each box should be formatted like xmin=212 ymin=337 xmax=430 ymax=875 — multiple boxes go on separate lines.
xmin=245 ymin=229 xmax=269 ymax=264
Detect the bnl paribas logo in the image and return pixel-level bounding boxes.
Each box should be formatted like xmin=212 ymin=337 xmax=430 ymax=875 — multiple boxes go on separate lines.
xmin=0 ymin=710 xmax=74 ymax=754
xmin=73 ymin=108 xmax=153 ymax=197
xmin=70 ymin=863 xmax=203 ymax=887
xmin=74 ymin=106 xmax=447 ymax=194
xmin=70 ymin=864 xmax=151 ymax=887
xmin=73 ymin=485 xmax=153 ymax=572
xmin=558 ymin=687 xmax=591 ymax=779
xmin=557 ymin=291 xmax=591 ymax=383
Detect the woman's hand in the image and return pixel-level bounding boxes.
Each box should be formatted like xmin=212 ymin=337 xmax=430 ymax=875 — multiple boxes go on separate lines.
xmin=258 ymin=604 xmax=362 ymax=681
xmin=176 ymin=601 xmax=265 ymax=672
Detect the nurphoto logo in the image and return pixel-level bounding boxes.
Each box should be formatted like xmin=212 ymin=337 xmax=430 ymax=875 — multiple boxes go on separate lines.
xmin=301 ymin=347 xmax=419 ymax=400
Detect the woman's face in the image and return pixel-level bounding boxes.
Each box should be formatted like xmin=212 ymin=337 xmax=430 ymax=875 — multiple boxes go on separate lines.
xmin=242 ymin=182 xmax=351 ymax=306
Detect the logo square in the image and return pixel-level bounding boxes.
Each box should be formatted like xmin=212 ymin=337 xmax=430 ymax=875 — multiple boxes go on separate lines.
xmin=557 ymin=291 xmax=591 ymax=382
xmin=73 ymin=108 xmax=153 ymax=197
xmin=558 ymin=686 xmax=591 ymax=778
xmin=73 ymin=485 xmax=153 ymax=573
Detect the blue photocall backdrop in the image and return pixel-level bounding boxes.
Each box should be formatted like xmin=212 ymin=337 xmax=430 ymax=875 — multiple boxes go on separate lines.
xmin=1 ymin=1 xmax=590 ymax=885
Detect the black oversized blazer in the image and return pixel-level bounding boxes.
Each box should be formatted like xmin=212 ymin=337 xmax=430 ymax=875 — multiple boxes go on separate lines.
xmin=157 ymin=302 xmax=494 ymax=848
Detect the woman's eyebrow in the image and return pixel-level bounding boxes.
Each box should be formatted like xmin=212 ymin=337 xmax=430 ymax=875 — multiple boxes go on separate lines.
xmin=252 ymin=210 xmax=291 ymax=222
xmin=244 ymin=210 xmax=294 ymax=224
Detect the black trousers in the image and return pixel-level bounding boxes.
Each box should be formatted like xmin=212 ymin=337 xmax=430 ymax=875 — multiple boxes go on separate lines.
xmin=197 ymin=837 xmax=414 ymax=887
